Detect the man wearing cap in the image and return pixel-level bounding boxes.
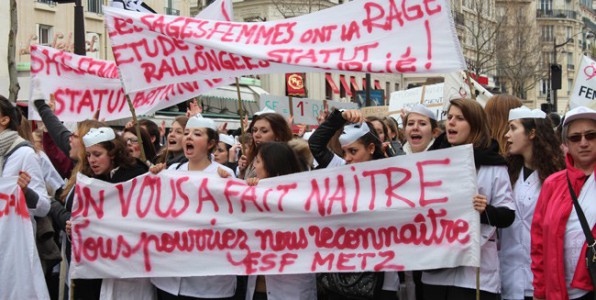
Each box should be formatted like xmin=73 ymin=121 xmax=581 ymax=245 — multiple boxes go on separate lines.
xmin=531 ymin=106 xmax=596 ymax=300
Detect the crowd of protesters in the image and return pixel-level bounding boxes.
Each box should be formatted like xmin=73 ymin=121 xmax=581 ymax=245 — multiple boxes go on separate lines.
xmin=1 ymin=92 xmax=595 ymax=300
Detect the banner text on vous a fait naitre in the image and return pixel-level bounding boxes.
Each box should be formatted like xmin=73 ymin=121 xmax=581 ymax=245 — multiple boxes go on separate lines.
xmin=69 ymin=146 xmax=480 ymax=279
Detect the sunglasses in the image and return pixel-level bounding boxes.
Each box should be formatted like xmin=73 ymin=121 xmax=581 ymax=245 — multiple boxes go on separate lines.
xmin=126 ymin=137 xmax=139 ymax=144
xmin=567 ymin=131 xmax=596 ymax=143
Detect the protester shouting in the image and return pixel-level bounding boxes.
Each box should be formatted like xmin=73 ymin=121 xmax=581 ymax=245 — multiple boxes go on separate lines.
xmin=421 ymin=98 xmax=516 ymax=300
xmin=150 ymin=114 xmax=237 ymax=300
xmin=154 ymin=116 xmax=188 ymax=166
xmin=402 ymin=104 xmax=440 ymax=154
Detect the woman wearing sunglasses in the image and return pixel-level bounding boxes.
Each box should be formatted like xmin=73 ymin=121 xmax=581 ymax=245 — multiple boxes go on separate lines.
xmin=531 ymin=106 xmax=596 ymax=300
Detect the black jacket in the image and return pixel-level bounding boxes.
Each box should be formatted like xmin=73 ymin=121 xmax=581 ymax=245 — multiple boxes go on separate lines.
xmin=308 ymin=109 xmax=347 ymax=169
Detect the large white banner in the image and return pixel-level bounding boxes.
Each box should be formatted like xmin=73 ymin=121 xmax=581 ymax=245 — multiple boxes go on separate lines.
xmin=28 ymin=0 xmax=234 ymax=122
xmin=0 ymin=178 xmax=49 ymax=300
xmin=70 ymin=146 xmax=480 ymax=279
xmin=570 ymin=56 xmax=596 ymax=110
xmin=103 ymin=0 xmax=466 ymax=95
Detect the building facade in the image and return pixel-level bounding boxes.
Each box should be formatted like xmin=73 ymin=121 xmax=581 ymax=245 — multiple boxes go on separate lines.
xmin=535 ymin=0 xmax=592 ymax=114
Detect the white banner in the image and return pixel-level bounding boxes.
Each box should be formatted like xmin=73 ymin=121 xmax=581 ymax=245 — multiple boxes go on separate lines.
xmin=570 ymin=56 xmax=596 ymax=110
xmin=28 ymin=0 xmax=234 ymax=122
xmin=70 ymin=146 xmax=480 ymax=279
xmin=260 ymin=95 xmax=357 ymax=125
xmin=0 ymin=178 xmax=49 ymax=300
xmin=103 ymin=0 xmax=466 ymax=95
xmin=389 ymin=83 xmax=445 ymax=120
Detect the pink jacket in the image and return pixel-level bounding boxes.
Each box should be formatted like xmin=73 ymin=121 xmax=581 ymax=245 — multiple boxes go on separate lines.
xmin=531 ymin=154 xmax=596 ymax=299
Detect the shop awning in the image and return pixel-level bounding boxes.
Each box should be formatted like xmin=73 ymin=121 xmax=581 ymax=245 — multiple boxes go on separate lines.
xmin=339 ymin=76 xmax=352 ymax=96
xmin=350 ymin=77 xmax=360 ymax=91
xmin=325 ymin=74 xmax=339 ymax=94
xmin=374 ymin=80 xmax=382 ymax=90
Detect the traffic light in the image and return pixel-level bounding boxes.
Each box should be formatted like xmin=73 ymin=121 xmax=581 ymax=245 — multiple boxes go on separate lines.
xmin=551 ymin=64 xmax=562 ymax=90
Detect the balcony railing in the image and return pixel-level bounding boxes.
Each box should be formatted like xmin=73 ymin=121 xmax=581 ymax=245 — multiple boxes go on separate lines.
xmin=36 ymin=0 xmax=56 ymax=5
xmin=568 ymin=64 xmax=575 ymax=71
xmin=165 ymin=7 xmax=180 ymax=15
xmin=536 ymin=9 xmax=577 ymax=19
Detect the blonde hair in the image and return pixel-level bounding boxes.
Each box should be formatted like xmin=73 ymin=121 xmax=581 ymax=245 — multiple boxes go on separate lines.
xmin=60 ymin=120 xmax=106 ymax=202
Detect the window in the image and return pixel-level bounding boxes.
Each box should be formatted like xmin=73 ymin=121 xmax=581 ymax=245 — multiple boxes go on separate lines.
xmin=542 ymin=52 xmax=554 ymax=67
xmin=394 ymin=83 xmax=399 ymax=92
xmin=542 ymin=25 xmax=554 ymax=42
xmin=36 ymin=0 xmax=56 ymax=5
xmin=568 ymin=79 xmax=573 ymax=95
xmin=540 ymin=0 xmax=552 ymax=11
xmin=566 ymin=26 xmax=573 ymax=40
xmin=540 ymin=79 xmax=548 ymax=96
xmin=87 ymin=0 xmax=101 ymax=14
xmin=37 ymin=24 xmax=53 ymax=45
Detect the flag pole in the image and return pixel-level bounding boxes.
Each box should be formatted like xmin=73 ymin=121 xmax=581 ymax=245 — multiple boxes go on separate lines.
xmin=235 ymin=78 xmax=247 ymax=156
xmin=125 ymin=95 xmax=147 ymax=163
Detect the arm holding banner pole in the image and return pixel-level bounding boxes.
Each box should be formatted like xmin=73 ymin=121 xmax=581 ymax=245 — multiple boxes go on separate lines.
xmin=125 ymin=95 xmax=147 ymax=163
xmin=464 ymin=71 xmax=477 ymax=101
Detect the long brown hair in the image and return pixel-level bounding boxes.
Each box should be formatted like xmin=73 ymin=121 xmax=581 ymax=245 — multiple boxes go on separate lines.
xmin=123 ymin=126 xmax=156 ymax=162
xmin=484 ymin=94 xmax=523 ymax=155
xmin=155 ymin=116 xmax=188 ymax=164
xmin=80 ymin=133 xmax=136 ymax=177
xmin=60 ymin=119 xmax=106 ymax=202
xmin=448 ymin=98 xmax=492 ymax=149
xmin=507 ymin=118 xmax=565 ymax=184
xmin=247 ymin=113 xmax=293 ymax=163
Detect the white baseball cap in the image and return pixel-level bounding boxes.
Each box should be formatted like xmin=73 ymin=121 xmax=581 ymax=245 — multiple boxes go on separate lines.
xmin=563 ymin=106 xmax=596 ymax=126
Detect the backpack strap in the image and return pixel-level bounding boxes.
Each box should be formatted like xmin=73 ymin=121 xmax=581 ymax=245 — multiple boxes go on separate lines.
xmin=2 ymin=141 xmax=34 ymax=170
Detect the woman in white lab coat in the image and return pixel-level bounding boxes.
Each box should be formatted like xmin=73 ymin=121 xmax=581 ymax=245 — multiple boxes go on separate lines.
xmin=499 ymin=107 xmax=565 ymax=300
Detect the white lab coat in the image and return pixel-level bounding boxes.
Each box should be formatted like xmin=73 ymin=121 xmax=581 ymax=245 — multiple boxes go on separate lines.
xmin=499 ymin=169 xmax=540 ymax=299
xmin=422 ymin=165 xmax=515 ymax=294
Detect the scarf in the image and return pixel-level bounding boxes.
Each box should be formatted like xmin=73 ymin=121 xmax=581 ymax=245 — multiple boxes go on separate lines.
xmin=403 ymin=138 xmax=435 ymax=155
xmin=429 ymin=133 xmax=506 ymax=168
xmin=0 ymin=130 xmax=25 ymax=174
